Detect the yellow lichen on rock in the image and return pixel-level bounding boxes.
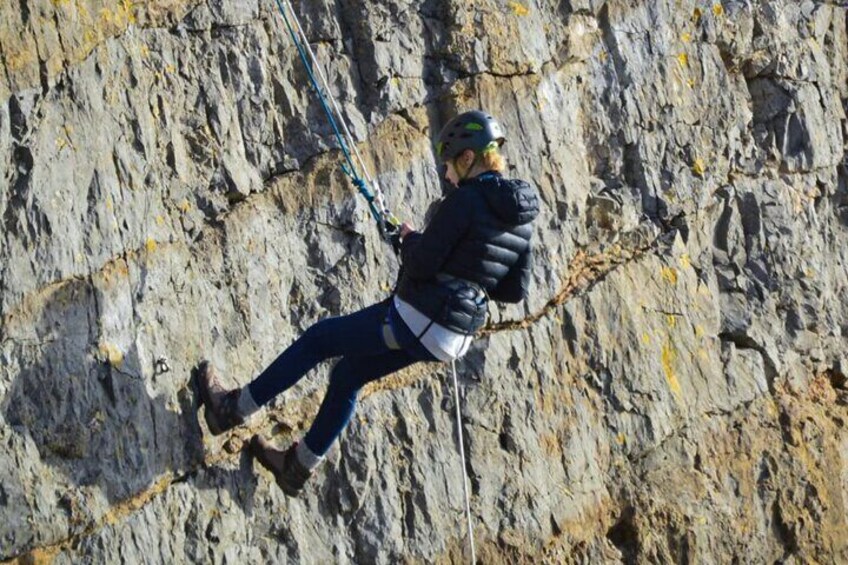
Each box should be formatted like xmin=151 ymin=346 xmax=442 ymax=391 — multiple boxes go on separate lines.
xmin=692 ymin=158 xmax=706 ymax=177
xmin=508 ymin=2 xmax=530 ymax=17
xmin=661 ymin=266 xmax=679 ymax=285
xmin=98 ymin=342 xmax=124 ymax=367
xmin=692 ymin=7 xmax=703 ymax=23
xmin=0 ymin=0 xmax=194 ymax=94
xmin=662 ymin=342 xmax=682 ymax=397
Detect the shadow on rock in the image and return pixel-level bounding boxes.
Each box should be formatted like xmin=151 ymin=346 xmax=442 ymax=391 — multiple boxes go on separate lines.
xmin=1 ymin=274 xmax=255 ymax=558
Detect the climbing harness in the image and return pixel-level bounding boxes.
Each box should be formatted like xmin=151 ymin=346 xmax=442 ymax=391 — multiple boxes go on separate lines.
xmin=271 ymin=0 xmax=400 ymax=245
xmin=451 ymin=359 xmax=477 ymax=564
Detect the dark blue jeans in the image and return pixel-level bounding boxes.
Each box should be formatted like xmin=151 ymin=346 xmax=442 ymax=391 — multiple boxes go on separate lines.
xmin=247 ymin=299 xmax=438 ymax=456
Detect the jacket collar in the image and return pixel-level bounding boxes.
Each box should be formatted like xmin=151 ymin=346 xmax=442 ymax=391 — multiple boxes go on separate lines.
xmin=458 ymin=171 xmax=502 ymax=187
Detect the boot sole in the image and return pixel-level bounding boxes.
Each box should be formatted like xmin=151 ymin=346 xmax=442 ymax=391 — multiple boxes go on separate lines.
xmin=249 ymin=437 xmax=301 ymax=497
xmin=195 ymin=362 xmax=227 ymax=436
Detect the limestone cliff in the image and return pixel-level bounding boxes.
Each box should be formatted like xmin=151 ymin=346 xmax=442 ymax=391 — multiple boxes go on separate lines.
xmin=1 ymin=0 xmax=847 ymax=563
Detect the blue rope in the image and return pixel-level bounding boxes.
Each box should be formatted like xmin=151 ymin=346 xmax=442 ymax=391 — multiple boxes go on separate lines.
xmin=272 ymin=0 xmax=386 ymax=230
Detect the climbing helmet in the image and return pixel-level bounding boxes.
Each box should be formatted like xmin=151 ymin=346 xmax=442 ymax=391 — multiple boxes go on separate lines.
xmin=435 ymin=110 xmax=506 ymax=163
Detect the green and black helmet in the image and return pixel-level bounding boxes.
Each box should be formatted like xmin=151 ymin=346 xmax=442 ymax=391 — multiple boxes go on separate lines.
xmin=435 ymin=110 xmax=506 ymax=162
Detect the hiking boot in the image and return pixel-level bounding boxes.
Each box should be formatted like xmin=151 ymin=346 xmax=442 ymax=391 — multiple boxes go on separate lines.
xmin=250 ymin=436 xmax=313 ymax=497
xmin=195 ymin=360 xmax=244 ymax=435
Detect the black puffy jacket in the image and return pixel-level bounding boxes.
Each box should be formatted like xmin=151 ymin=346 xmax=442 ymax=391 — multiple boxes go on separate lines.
xmin=395 ymin=172 xmax=539 ymax=334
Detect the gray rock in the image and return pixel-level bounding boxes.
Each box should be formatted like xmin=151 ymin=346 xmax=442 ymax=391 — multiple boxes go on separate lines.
xmin=1 ymin=0 xmax=847 ymax=562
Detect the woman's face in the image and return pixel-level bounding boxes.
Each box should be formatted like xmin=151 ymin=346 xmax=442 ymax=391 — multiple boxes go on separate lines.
xmin=443 ymin=151 xmax=473 ymax=187
xmin=444 ymin=160 xmax=460 ymax=187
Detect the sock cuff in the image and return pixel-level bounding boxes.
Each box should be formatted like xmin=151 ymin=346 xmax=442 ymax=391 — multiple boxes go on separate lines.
xmin=296 ymin=440 xmax=325 ymax=470
xmin=236 ymin=385 xmax=261 ymax=419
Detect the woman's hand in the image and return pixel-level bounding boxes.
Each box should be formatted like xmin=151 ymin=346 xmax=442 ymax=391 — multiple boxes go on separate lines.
xmin=400 ymin=222 xmax=415 ymax=239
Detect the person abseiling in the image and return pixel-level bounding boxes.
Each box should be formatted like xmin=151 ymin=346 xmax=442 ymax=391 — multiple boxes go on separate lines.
xmin=196 ymin=110 xmax=539 ymax=496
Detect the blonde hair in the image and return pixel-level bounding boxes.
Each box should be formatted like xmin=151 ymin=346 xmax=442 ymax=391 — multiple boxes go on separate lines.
xmin=479 ymin=148 xmax=506 ymax=172
xmin=455 ymin=146 xmax=506 ymax=175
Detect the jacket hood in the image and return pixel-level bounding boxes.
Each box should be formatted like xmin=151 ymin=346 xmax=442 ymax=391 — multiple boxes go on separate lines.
xmin=466 ymin=174 xmax=540 ymax=225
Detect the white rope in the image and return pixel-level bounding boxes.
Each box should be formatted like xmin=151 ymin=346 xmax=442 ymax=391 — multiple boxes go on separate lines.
xmin=281 ymin=0 xmax=392 ymax=216
xmin=450 ymin=359 xmax=476 ymax=564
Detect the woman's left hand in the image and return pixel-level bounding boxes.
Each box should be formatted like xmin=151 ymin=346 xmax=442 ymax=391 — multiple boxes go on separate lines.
xmin=400 ymin=222 xmax=415 ymax=239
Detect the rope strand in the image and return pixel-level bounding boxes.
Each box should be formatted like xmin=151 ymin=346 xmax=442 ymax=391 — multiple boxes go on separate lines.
xmin=283 ymin=1 xmax=385 ymax=209
xmin=451 ymin=360 xmax=477 ymax=564
xmin=272 ymin=0 xmax=396 ymax=233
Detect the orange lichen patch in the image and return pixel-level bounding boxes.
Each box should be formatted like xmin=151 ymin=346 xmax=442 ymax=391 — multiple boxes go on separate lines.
xmin=145 ymin=237 xmax=157 ymax=253
xmin=484 ymin=235 xmax=661 ymax=334
xmin=677 ymin=52 xmax=689 ymax=67
xmin=679 ymin=254 xmax=691 ymax=270
xmin=535 ymin=381 xmax=574 ymax=416
xmin=807 ymin=373 xmax=838 ymax=405
xmin=96 ymin=257 xmax=130 ymax=287
xmin=712 ymin=3 xmax=724 ymax=16
xmin=362 ymin=363 xmax=432 ymax=396
xmin=666 ymin=315 xmax=677 ymax=329
xmin=14 ymin=545 xmax=62 ymax=564
xmin=681 ymin=32 xmax=692 ymax=43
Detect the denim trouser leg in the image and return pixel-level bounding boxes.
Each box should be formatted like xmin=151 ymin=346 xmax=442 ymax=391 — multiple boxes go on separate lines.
xmin=247 ymin=300 xmax=437 ymax=455
xmin=303 ymin=350 xmax=419 ymax=456
xmin=247 ymin=301 xmax=394 ymax=407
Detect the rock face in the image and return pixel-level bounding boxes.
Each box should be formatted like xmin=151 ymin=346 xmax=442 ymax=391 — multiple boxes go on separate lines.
xmin=1 ymin=0 xmax=847 ymax=562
